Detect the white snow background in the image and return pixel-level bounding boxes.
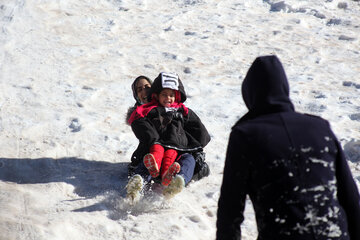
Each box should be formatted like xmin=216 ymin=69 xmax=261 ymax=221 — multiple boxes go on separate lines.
xmin=0 ymin=0 xmax=360 ymax=239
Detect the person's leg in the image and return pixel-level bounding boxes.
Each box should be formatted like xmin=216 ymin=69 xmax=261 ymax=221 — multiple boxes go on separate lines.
xmin=162 ymin=154 xmax=195 ymax=197
xmin=127 ymin=161 xmax=151 ymax=202
xmin=177 ymin=153 xmax=196 ymax=185
xmin=133 ymin=161 xmax=152 ymax=183
xmin=161 ymin=149 xmax=180 ymax=186
xmin=127 ymin=156 xmax=164 ymax=202
xmin=163 ymin=175 xmax=185 ymax=198
xmin=126 ymin=174 xmax=143 ymax=203
xmin=160 ymin=149 xmax=178 ymax=176
xmin=144 ymin=144 xmax=164 ymax=177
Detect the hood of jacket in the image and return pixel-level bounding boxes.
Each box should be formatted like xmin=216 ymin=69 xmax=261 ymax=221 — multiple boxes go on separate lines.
xmin=147 ymin=72 xmax=187 ymax=103
xmin=239 ymin=55 xmax=294 ymax=122
xmin=131 ymin=75 xmax=152 ymax=106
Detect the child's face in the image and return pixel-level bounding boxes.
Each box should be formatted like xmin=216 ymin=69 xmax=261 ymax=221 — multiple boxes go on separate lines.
xmin=158 ymin=88 xmax=176 ymax=107
xmin=136 ymin=78 xmax=151 ymax=103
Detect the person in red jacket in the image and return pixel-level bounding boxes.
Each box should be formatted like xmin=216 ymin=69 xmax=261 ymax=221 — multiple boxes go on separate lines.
xmin=126 ymin=76 xmax=210 ymax=182
xmin=217 ymin=55 xmax=360 ymax=240
xmin=129 ymin=72 xmax=211 ymax=187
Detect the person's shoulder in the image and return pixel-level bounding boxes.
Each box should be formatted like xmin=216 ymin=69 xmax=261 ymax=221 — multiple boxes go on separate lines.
xmin=231 ymin=122 xmax=250 ymax=134
xmin=185 ymin=108 xmax=203 ymax=121
xmin=150 ymin=106 xmax=162 ymax=113
xmin=187 ymin=107 xmax=202 ymax=116
xmin=302 ymin=113 xmax=330 ymax=125
xmin=140 ymin=106 xmax=160 ymax=120
xmin=302 ymin=113 xmax=325 ymax=120
xmin=230 ymin=117 xmax=266 ymax=138
xmin=281 ymin=111 xmax=332 ymax=131
xmin=126 ymin=106 xmax=137 ymax=125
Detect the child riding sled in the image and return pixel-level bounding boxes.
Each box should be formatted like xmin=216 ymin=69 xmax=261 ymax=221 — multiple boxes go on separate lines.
xmin=128 ymin=72 xmax=211 ymax=197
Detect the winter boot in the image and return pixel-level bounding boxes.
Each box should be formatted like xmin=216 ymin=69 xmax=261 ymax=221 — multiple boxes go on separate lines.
xmin=143 ymin=153 xmax=160 ymax=178
xmin=126 ymin=174 xmax=143 ymax=203
xmin=161 ymin=162 xmax=180 ymax=186
xmin=163 ymin=175 xmax=185 ymax=198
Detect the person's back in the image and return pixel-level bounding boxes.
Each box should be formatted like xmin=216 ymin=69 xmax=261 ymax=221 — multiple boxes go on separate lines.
xmin=216 ymin=55 xmax=360 ymax=240
xmin=232 ymin=111 xmax=352 ymax=239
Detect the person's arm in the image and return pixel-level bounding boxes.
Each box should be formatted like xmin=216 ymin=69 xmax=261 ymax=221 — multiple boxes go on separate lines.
xmin=131 ymin=117 xmax=160 ymax=147
xmin=130 ymin=142 xmax=148 ymax=165
xmin=216 ymin=130 xmax=249 ymax=240
xmin=333 ymin=135 xmax=360 ymax=240
xmin=184 ymin=109 xmax=211 ymax=147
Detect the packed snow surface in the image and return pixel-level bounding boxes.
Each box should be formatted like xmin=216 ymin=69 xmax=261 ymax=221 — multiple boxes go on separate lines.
xmin=0 ymin=0 xmax=360 ymax=239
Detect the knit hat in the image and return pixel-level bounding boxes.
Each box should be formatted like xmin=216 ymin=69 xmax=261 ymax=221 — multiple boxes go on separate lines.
xmin=148 ymin=72 xmax=187 ymax=103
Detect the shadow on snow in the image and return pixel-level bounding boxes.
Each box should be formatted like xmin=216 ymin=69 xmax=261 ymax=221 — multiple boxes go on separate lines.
xmin=0 ymin=157 xmax=131 ymax=217
xmin=0 ymin=157 xmax=171 ymax=220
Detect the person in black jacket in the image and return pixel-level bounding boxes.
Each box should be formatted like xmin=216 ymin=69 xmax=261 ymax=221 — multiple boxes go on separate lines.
xmin=216 ymin=55 xmax=360 ymax=240
xmin=126 ymin=74 xmax=210 ymax=200
xmin=129 ymin=72 xmax=211 ymax=186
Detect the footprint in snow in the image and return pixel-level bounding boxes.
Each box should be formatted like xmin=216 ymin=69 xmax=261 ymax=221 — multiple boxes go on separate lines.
xmin=188 ymin=215 xmax=201 ymax=223
xmin=349 ymin=113 xmax=360 ymax=121
xmin=69 ymin=118 xmax=82 ymax=132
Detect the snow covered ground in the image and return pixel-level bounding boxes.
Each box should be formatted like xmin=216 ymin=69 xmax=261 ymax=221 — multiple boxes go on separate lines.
xmin=0 ymin=0 xmax=359 ymax=239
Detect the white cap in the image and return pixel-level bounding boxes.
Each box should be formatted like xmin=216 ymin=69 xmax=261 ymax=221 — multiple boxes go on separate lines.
xmin=161 ymin=72 xmax=179 ymax=90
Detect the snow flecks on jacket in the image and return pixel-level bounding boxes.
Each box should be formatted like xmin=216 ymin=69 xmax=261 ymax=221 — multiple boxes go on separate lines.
xmin=308 ymin=157 xmax=334 ymax=169
xmin=287 ymin=177 xmax=342 ymax=238
xmin=301 ymin=147 xmax=312 ymax=152
xmin=217 ymin=56 xmax=360 ymax=240
xmin=293 ymin=204 xmax=343 ymax=238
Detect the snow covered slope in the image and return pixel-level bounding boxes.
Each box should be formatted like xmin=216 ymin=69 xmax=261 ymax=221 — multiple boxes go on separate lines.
xmin=0 ymin=0 xmax=359 ymax=239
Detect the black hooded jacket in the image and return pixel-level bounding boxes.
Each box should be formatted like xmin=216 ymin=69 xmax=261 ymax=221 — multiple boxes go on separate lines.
xmin=130 ymin=73 xmax=211 ymax=152
xmin=216 ymin=56 xmax=360 ymax=240
xmin=126 ymin=74 xmax=211 ymax=180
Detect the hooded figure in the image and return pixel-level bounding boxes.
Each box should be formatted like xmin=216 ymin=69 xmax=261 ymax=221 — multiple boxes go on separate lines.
xmin=216 ymin=56 xmax=360 ymax=240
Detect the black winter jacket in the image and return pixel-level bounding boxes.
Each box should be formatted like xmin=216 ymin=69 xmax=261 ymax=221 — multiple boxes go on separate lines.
xmin=131 ymin=106 xmax=210 ymax=152
xmin=217 ymin=56 xmax=360 ymax=240
xmin=131 ymin=73 xmax=210 ymax=152
xmin=126 ymin=74 xmax=211 ymax=180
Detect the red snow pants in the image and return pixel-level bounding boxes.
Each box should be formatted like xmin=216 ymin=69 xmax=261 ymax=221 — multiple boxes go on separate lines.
xmin=149 ymin=144 xmax=178 ymax=177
